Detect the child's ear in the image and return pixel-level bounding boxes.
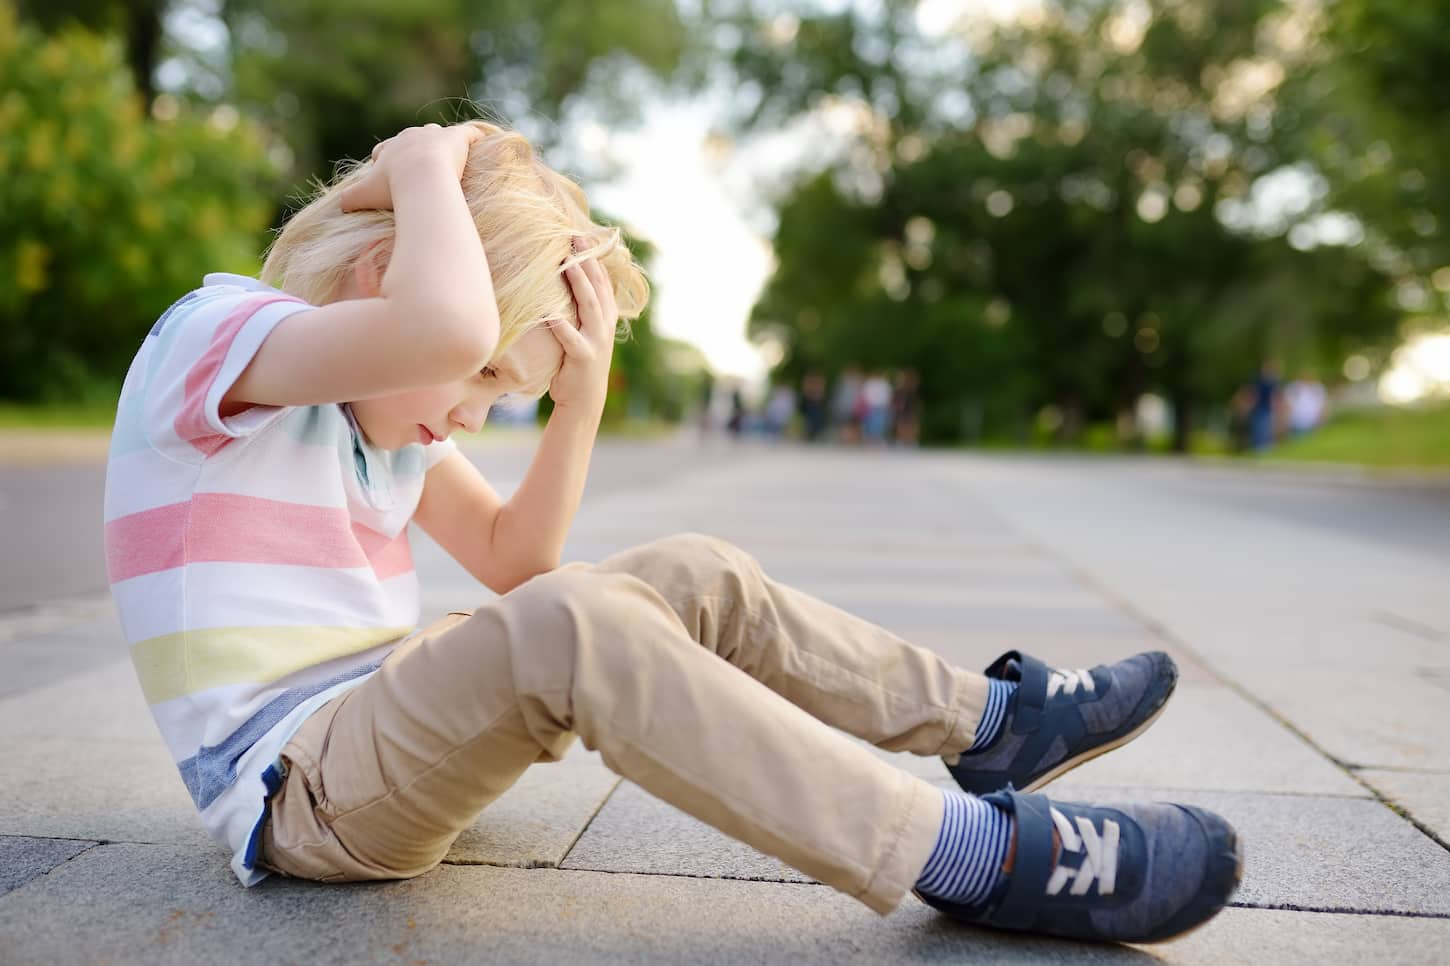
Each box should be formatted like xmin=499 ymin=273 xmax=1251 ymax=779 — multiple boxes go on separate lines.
xmin=353 ymin=240 xmax=388 ymax=298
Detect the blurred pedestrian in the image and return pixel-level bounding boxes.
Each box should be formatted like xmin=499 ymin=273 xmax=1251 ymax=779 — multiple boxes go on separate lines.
xmin=764 ymin=384 xmax=797 ymax=439
xmin=727 ymin=381 xmax=747 ymax=439
xmin=1248 ymin=360 xmax=1282 ymax=452
xmin=861 ymin=370 xmax=893 ymax=446
xmin=831 ymin=364 xmax=864 ymax=444
xmin=1284 ymin=370 xmax=1328 ymax=438
xmin=891 ymin=368 xmax=922 ymax=447
xmin=800 ymin=371 xmax=828 ymax=442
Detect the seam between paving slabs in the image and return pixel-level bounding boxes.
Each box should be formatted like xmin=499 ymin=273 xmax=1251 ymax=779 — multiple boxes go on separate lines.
xmin=1064 ymin=561 xmax=1450 ymax=855
xmin=436 ymin=863 xmax=1450 ymax=922
xmin=1080 ymin=574 xmax=1450 ymax=856
xmin=440 ymin=775 xmax=624 ymax=871
xmin=1227 ymin=901 xmax=1450 ymax=921
xmin=0 ymin=840 xmax=102 ymax=899
xmin=957 ymin=488 xmax=1450 ymax=858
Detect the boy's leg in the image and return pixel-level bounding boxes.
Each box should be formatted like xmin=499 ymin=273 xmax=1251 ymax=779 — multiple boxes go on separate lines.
xmin=262 ymin=564 xmax=944 ymax=913
xmin=587 ymin=533 xmax=1176 ymax=795
xmin=591 ymin=533 xmax=989 ymax=754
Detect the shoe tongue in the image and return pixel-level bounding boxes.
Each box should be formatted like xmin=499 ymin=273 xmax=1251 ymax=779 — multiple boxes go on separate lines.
xmin=1005 ymin=658 xmax=1023 ymax=682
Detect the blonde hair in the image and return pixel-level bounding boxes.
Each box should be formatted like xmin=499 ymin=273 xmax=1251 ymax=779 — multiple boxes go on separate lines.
xmin=259 ymin=120 xmax=649 ymax=364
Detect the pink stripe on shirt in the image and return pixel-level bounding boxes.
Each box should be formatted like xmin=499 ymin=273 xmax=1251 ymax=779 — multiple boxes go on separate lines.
xmin=174 ymin=294 xmax=303 ymax=456
xmin=351 ymin=522 xmax=415 ymax=581
xmin=105 ymin=493 xmax=413 ymax=582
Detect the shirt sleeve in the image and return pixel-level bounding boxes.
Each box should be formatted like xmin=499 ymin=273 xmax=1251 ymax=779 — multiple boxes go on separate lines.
xmin=140 ymin=286 xmax=316 ymax=463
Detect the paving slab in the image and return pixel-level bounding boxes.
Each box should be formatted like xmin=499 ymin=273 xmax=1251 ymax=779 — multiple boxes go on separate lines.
xmin=1033 ymin=684 xmax=1365 ymax=796
xmin=2 ymin=843 xmax=1445 ymax=965
xmin=1019 ymin=784 xmax=1450 ymax=915
xmin=0 ymin=597 xmax=117 ymax=645
xmin=561 ymin=781 xmax=814 ymax=883
xmin=903 ymin=626 xmax=1221 ymax=685
xmin=831 ymin=600 xmax=1149 ymax=636
xmin=850 ymin=682 xmax=1361 ymax=797
xmin=0 ymin=616 xmax=123 ymax=697
xmin=0 ymin=658 xmax=158 ymax=742
xmin=445 ymin=762 xmax=620 ymax=868
xmin=0 ymin=836 xmax=95 ymax=896
xmin=766 ymin=580 xmax=1116 ymax=612
xmin=0 ymin=735 xmax=212 ymax=847
xmin=1223 ymin=666 xmax=1450 ymax=771
xmin=1359 ymin=770 xmax=1450 ymax=844
xmin=1128 ymin=606 xmax=1450 ymax=674
xmin=566 ymin=766 xmax=1397 ymax=906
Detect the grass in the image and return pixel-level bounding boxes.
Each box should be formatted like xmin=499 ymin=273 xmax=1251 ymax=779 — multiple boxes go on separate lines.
xmin=0 ymin=399 xmax=119 ymax=430
xmin=1267 ymin=401 xmax=1450 ymax=470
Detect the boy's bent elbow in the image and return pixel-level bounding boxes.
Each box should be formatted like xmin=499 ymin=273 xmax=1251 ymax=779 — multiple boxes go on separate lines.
xmin=417 ymin=302 xmax=501 ymax=376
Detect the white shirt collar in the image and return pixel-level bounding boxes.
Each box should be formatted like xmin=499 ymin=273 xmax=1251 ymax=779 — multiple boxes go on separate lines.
xmin=202 ymin=272 xmax=284 ymax=293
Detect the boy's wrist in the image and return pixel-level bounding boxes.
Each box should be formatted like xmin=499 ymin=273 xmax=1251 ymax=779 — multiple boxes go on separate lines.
xmin=387 ymin=152 xmax=466 ymax=195
xmin=550 ymin=396 xmax=605 ymax=422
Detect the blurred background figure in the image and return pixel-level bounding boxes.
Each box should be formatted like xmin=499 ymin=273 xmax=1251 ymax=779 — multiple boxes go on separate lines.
xmin=799 ymin=371 xmax=828 ymax=443
xmin=488 ymin=397 xmax=540 ymax=429
xmin=830 ymin=366 xmax=864 ymax=445
xmin=726 ymin=381 xmax=747 ymax=441
xmin=891 ymin=369 xmax=922 ymax=448
xmin=763 ymin=383 xmax=797 ymax=440
xmin=1249 ymin=361 xmax=1283 ymax=453
xmin=859 ymin=371 xmax=893 ymax=447
xmin=1285 ymin=371 xmax=1329 ymax=438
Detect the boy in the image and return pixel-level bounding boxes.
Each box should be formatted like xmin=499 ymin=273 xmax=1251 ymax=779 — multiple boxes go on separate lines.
xmin=104 ymin=121 xmax=1239 ymax=945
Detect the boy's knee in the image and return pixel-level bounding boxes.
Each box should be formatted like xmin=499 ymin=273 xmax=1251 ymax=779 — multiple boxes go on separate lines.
xmin=503 ymin=566 xmax=662 ymax=668
xmin=631 ymin=531 xmax=758 ymax=582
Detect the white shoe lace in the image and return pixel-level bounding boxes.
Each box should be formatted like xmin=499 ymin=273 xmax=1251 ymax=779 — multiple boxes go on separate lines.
xmin=1045 ymin=806 xmax=1120 ymax=896
xmin=1047 ymin=667 xmax=1095 ymax=698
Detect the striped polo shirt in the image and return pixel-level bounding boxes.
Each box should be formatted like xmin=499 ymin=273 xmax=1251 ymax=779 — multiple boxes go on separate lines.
xmin=102 ymin=273 xmax=457 ymax=885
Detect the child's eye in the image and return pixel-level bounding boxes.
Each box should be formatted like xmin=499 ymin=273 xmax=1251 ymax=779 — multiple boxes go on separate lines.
xmin=480 ymin=366 xmax=497 ymax=379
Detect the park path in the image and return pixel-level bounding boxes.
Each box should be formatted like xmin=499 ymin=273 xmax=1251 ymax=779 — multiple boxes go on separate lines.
xmin=2 ymin=439 xmax=1447 ymax=963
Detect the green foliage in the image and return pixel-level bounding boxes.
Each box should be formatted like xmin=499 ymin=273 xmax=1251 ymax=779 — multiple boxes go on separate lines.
xmin=739 ymin=0 xmax=1403 ymax=447
xmin=215 ymin=0 xmax=690 ymax=197
xmin=1306 ymin=0 xmax=1450 ymax=280
xmin=0 ymin=2 xmax=280 ymax=401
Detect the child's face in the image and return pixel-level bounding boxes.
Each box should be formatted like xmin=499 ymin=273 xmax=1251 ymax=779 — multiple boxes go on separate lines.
xmin=349 ymin=324 xmax=563 ymax=451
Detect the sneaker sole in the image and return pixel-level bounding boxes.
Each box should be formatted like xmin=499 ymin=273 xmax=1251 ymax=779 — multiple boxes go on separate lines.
xmin=1020 ymin=671 xmax=1177 ymax=793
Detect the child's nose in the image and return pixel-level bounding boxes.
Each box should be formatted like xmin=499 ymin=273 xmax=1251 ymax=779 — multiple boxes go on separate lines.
xmin=452 ymin=401 xmax=488 ymax=435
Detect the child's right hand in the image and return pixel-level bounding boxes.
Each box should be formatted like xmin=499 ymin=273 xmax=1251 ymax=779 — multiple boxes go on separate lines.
xmin=339 ymin=122 xmax=486 ymax=212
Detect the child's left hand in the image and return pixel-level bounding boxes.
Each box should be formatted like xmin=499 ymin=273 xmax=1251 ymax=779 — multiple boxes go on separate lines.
xmin=547 ymin=241 xmax=618 ymax=413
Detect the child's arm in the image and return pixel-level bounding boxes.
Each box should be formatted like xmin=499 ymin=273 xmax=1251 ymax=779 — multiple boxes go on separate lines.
xmin=225 ymin=125 xmax=500 ymax=412
xmin=411 ymin=255 xmax=617 ymax=593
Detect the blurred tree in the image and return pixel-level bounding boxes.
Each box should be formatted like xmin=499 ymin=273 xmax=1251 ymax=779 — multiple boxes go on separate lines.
xmin=14 ymin=0 xmax=166 ymax=101
xmin=213 ymin=0 xmax=692 ymax=200
xmin=1300 ymin=1 xmax=1450 ymax=326
xmin=737 ymin=0 xmax=1399 ymax=448
xmin=0 ymin=2 xmax=279 ymax=401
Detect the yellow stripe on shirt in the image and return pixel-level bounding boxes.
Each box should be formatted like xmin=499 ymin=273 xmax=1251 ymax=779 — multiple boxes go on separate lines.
xmin=131 ymin=624 xmax=414 ymax=704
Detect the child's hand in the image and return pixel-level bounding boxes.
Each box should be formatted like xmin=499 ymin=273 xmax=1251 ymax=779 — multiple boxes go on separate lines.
xmin=547 ymin=241 xmax=619 ymax=413
xmin=340 ymin=123 xmax=486 ymax=212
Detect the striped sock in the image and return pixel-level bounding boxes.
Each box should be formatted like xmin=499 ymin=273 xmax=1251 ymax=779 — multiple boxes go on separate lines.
xmin=915 ymin=789 xmax=1014 ymax=905
xmin=967 ymin=678 xmax=1017 ymax=752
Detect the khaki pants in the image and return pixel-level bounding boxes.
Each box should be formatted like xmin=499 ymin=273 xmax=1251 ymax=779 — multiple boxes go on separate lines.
xmin=260 ymin=532 xmax=988 ymax=914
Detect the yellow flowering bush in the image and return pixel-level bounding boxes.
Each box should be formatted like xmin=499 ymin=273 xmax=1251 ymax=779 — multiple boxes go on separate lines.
xmin=0 ymin=2 xmax=282 ymax=401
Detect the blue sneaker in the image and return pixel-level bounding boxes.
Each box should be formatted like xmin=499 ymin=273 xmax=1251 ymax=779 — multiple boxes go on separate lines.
xmin=916 ymin=788 xmax=1242 ymax=944
xmin=946 ymin=650 xmax=1177 ymax=796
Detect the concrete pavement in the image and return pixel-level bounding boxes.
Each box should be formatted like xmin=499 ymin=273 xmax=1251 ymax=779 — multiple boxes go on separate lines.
xmin=2 ymin=439 xmax=1447 ymax=963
